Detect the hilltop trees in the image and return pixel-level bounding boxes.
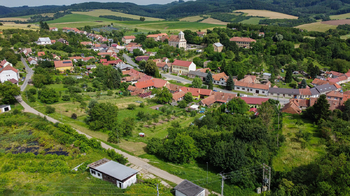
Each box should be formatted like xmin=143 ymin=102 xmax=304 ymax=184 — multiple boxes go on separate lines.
xmin=0 ymin=81 xmax=21 ymax=104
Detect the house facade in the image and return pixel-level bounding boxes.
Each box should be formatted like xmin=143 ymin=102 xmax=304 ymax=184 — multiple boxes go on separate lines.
xmin=213 ymin=42 xmax=224 ymax=52
xmin=169 ymin=31 xmax=187 ymax=49
xmin=0 ymin=61 xmax=19 ymax=84
xmin=54 ymin=60 xmax=74 ymax=72
xmin=88 ymin=158 xmax=138 ymax=189
xmin=229 ymin=37 xmax=256 ymax=48
xmin=122 ymin=36 xmax=136 ymax=44
xmin=171 ymin=60 xmax=196 ymax=75
xmin=212 ymin=72 xmax=229 ymax=86
xmin=0 ymin=105 xmax=11 ymax=113
xmin=36 ymin=37 xmax=52 ymax=45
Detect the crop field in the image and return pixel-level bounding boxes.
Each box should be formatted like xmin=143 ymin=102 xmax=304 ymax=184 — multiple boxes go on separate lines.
xmin=240 ymin=17 xmax=263 ymax=25
xmin=296 ymin=21 xmax=337 ymax=32
xmin=72 ymin=9 xmax=163 ymax=21
xmin=321 ymin=19 xmax=350 ymax=25
xmin=0 ymin=17 xmax=28 ymax=21
xmin=200 ymin=18 xmax=228 ymax=25
xmin=180 ymin=15 xmax=203 ymax=22
xmin=330 ymin=13 xmax=350 ymax=20
xmin=234 ymin=9 xmax=298 ymax=19
xmin=46 ymin=14 xmax=114 ymax=24
xmin=0 ymin=22 xmax=39 ymax=30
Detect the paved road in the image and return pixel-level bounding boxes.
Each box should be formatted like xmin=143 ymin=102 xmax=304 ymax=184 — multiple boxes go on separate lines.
xmin=162 ymin=73 xmax=290 ymax=105
xmin=123 ymin=53 xmax=139 ymax=69
xmin=20 ymin=57 xmax=33 ymax=91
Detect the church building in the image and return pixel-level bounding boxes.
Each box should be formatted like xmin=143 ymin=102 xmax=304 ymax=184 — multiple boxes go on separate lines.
xmin=168 ymin=31 xmax=187 ymax=50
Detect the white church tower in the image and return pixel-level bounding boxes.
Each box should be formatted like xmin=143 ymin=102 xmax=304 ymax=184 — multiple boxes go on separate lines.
xmin=178 ymin=31 xmax=187 ymax=49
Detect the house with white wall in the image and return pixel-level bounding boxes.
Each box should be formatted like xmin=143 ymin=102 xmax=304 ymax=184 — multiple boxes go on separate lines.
xmin=0 ymin=60 xmax=19 ymax=84
xmin=36 ymin=37 xmax=52 ymax=45
xmin=174 ymin=180 xmax=205 ymax=196
xmin=88 ymin=158 xmax=138 ymax=189
xmin=171 ymin=60 xmax=196 ymax=75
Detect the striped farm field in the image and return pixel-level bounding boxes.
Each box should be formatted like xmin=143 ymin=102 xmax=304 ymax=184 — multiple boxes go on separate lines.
xmin=72 ymin=9 xmax=163 ymax=21
xmin=0 ymin=17 xmax=29 ymax=22
xmin=180 ymin=15 xmax=203 ymax=22
xmin=240 ymin=17 xmax=263 ymax=25
xmin=296 ymin=21 xmax=337 ymax=32
xmin=200 ymin=18 xmax=228 ymax=25
xmin=234 ymin=9 xmax=298 ymax=19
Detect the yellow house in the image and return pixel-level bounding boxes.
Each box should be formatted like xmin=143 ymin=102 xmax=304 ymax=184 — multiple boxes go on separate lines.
xmin=171 ymin=60 xmax=196 ymax=75
xmin=54 ymin=60 xmax=74 ymax=72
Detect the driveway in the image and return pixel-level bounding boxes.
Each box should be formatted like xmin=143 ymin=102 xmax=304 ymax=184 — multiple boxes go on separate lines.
xmin=20 ymin=57 xmax=34 ymax=92
xmin=123 ymin=53 xmax=139 ymax=69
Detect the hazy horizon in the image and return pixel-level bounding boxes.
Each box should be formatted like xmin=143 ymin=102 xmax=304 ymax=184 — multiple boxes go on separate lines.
xmin=3 ymin=0 xmax=178 ymax=7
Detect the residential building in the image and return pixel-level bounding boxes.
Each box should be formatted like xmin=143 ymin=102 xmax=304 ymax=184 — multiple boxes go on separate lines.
xmin=212 ymin=72 xmax=230 ymax=86
xmin=135 ymin=80 xmax=154 ymax=90
xmin=200 ymin=92 xmax=236 ymax=107
xmin=315 ymin=83 xmax=337 ymax=95
xmin=188 ymin=71 xmax=207 ymax=81
xmin=80 ymin=41 xmax=93 ymax=46
xmin=229 ymin=37 xmax=256 ymax=48
xmin=122 ymin=36 xmax=136 ymax=44
xmin=174 ymin=180 xmax=205 ymax=196
xmin=240 ymin=97 xmax=269 ymax=108
xmin=234 ymin=76 xmax=270 ymax=95
xmin=156 ymin=62 xmax=170 ymax=72
xmin=0 ymin=105 xmax=11 ymax=113
xmin=57 ymin=38 xmax=69 ymax=45
xmin=0 ymin=61 xmax=19 ymax=84
xmin=36 ymin=37 xmax=52 ymax=45
xmin=196 ymin=32 xmax=206 ymax=38
xmin=169 ymin=31 xmax=187 ymax=49
xmin=326 ymin=91 xmax=343 ymax=101
xmin=54 ymin=60 xmax=74 ymax=72
xmin=86 ymin=65 xmax=97 ymax=70
xmin=37 ymin=51 xmax=45 ymax=58
xmin=311 ymin=78 xmax=329 ymax=86
xmin=88 ymin=158 xmax=138 ymax=189
xmin=27 ymin=57 xmax=38 ymax=65
xmin=281 ymin=99 xmax=302 ymax=114
xmin=151 ymin=78 xmax=167 ymax=88
xmin=213 ymin=42 xmax=224 ymax=52
xmin=166 ymin=83 xmax=182 ymax=93
xmin=268 ymin=88 xmax=300 ymax=98
xmin=172 ymin=91 xmax=186 ymax=102
xmin=115 ymin=63 xmax=134 ymax=71
xmin=20 ymin=48 xmax=32 ymax=56
xmin=258 ymin=32 xmax=265 ymax=37
xmin=135 ymin=56 xmax=149 ymax=62
xmin=171 ymin=60 xmax=196 ymax=75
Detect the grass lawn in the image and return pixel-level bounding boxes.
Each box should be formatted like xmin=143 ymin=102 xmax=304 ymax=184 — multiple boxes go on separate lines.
xmin=272 ymin=114 xmax=327 ymax=172
xmin=340 ymin=34 xmax=350 ymax=40
xmin=330 ymin=13 xmax=350 ymax=20
xmin=240 ymin=17 xmax=264 ymax=25
xmin=0 ymin=22 xmax=40 ymax=30
xmin=296 ymin=21 xmax=337 ymax=32
xmin=341 ymin=82 xmax=350 ymax=91
xmin=72 ymin=9 xmax=163 ymax=21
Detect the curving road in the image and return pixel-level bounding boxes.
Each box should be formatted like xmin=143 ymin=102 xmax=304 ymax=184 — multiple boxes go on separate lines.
xmin=123 ymin=53 xmax=139 ymax=69
xmin=20 ymin=57 xmax=34 ymax=91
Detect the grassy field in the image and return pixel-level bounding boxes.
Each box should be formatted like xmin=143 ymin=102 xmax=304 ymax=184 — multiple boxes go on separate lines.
xmin=0 ymin=17 xmax=28 ymax=21
xmin=46 ymin=14 xmax=115 ymax=24
xmin=240 ymin=17 xmax=263 ymax=25
xmin=0 ymin=22 xmax=39 ymax=30
xmin=180 ymin=15 xmax=203 ymax=22
xmin=330 ymin=13 xmax=350 ymax=20
xmin=272 ymin=114 xmax=327 ymax=172
xmin=200 ymin=18 xmax=228 ymax=25
xmin=340 ymin=34 xmax=350 ymax=39
xmin=296 ymin=21 xmax=337 ymax=32
xmin=234 ymin=9 xmax=298 ymax=19
xmin=72 ymin=9 xmax=163 ymax=21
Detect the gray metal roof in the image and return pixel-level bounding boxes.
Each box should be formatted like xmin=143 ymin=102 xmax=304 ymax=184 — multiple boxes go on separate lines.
xmin=214 ymin=42 xmax=223 ymax=47
xmin=116 ymin=63 xmax=133 ymax=70
xmin=38 ymin=37 xmax=51 ymax=42
xmin=310 ymin=88 xmax=319 ymax=95
xmin=0 ymin=105 xmax=10 ymax=108
xmin=268 ymin=88 xmax=299 ymax=95
xmin=315 ymin=84 xmax=337 ymax=93
xmin=174 ymin=180 xmax=204 ymax=196
xmin=188 ymin=71 xmax=207 ymax=77
xmin=94 ymin=160 xmax=138 ymax=181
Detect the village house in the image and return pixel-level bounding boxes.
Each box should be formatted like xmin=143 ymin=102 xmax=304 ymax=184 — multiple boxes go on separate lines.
xmin=171 ymin=60 xmax=196 ymax=75
xmin=57 ymin=38 xmax=69 ymax=45
xmin=20 ymin=48 xmax=32 ymax=57
xmin=49 ymin=27 xmax=58 ymax=31
xmin=229 ymin=37 xmax=256 ymax=48
xmin=258 ymin=32 xmax=265 ymax=37
xmin=156 ymin=62 xmax=170 ymax=72
xmin=315 ymin=83 xmax=337 ymax=95
xmin=122 ymin=36 xmax=136 ymax=44
xmin=27 ymin=57 xmax=38 ymax=65
xmin=196 ymin=31 xmax=206 ymax=38
xmin=281 ymin=99 xmax=302 ymax=114
xmin=80 ymin=41 xmax=93 ymax=46
xmin=37 ymin=51 xmax=45 ymax=58
xmin=188 ymin=71 xmax=207 ymax=81
xmin=135 ymin=56 xmax=149 ymax=62
xmin=213 ymin=42 xmax=224 ymax=52
xmin=174 ymin=180 xmax=205 ymax=196
xmin=200 ymin=92 xmax=236 ymax=107
xmin=240 ymin=97 xmax=269 ymax=108
xmin=88 ymin=158 xmax=138 ymax=189
xmin=36 ymin=37 xmax=52 ymax=45
xmin=54 ymin=60 xmax=74 ymax=72
xmin=172 ymin=91 xmax=186 ymax=102
xmin=135 ymin=80 xmax=154 ymax=90
xmin=168 ymin=31 xmax=187 ymax=49
xmin=234 ymin=75 xmax=270 ymax=95
xmin=166 ymin=83 xmax=182 ymax=93
xmin=0 ymin=60 xmax=19 ymax=84
xmin=0 ymin=105 xmax=11 ymax=113
xmin=326 ymin=91 xmax=343 ymax=101
xmin=212 ymin=72 xmax=230 ymax=86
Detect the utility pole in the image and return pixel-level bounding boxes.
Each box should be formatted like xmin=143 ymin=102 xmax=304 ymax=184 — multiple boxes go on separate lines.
xmin=268 ymin=166 xmax=271 ymax=191
xmin=277 ymin=94 xmax=280 ymax=147
xmin=219 ymin=173 xmax=226 ymax=196
xmin=206 ymin=162 xmax=208 ymax=185
xmin=262 ymin=163 xmax=271 ymax=192
xmin=157 ymin=184 xmax=159 ymax=196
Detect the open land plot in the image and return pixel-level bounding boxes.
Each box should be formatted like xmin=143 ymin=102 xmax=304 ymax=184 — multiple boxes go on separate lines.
xmin=180 ymin=15 xmax=203 ymax=22
xmin=0 ymin=17 xmax=29 ymax=21
xmin=240 ymin=17 xmax=263 ymax=25
xmin=272 ymin=114 xmax=326 ymax=172
xmin=296 ymin=21 xmax=337 ymax=32
xmin=330 ymin=13 xmax=350 ymax=20
xmin=46 ymin=14 xmax=115 ymax=24
xmin=341 ymin=34 xmax=350 ymax=39
xmin=234 ymin=9 xmax=298 ymax=19
xmin=72 ymin=9 xmax=163 ymax=21
xmin=321 ymin=19 xmax=350 ymax=25
xmin=200 ymin=18 xmax=228 ymax=25
xmin=0 ymin=22 xmax=40 ymax=30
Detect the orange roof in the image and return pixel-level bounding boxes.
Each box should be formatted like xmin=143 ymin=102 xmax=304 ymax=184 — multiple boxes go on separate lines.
xmin=212 ymin=72 xmax=228 ymax=81
xmin=334 ymin=83 xmax=342 ymax=89
xmin=172 ymin=91 xmax=186 ymax=101
xmin=230 ymin=37 xmax=256 ymax=42
xmin=281 ymin=100 xmax=302 ymax=114
xmin=200 ymin=89 xmax=212 ymax=96
xmin=38 ymin=52 xmax=45 ymax=57
xmin=54 ymin=60 xmax=73 ymax=68
xmin=0 ymin=65 xmax=18 ymax=73
xmin=299 ymin=88 xmax=311 ymax=96
xmin=151 ymin=78 xmax=167 ymax=88
xmin=147 ymin=34 xmax=160 ymax=38
xmin=123 ymin=36 xmax=136 ymax=39
xmin=180 ymin=87 xmax=200 ymax=96
xmin=312 ymin=78 xmax=329 ymax=86
xmin=196 ymin=68 xmax=210 ymax=73
xmin=135 ymin=80 xmax=154 ymax=89
xmin=172 ymin=60 xmax=192 ymax=67
xmin=234 ymin=80 xmax=270 ymax=90
xmin=338 ymin=75 xmax=347 ymax=81
xmin=326 ymin=91 xmax=343 ymax=98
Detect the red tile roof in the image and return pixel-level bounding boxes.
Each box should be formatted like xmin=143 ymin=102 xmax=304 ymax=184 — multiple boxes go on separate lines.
xmin=212 ymin=72 xmax=228 ymax=81
xmin=311 ymin=78 xmax=329 ymax=86
xmin=123 ymin=36 xmax=136 ymax=39
xmin=334 ymin=83 xmax=342 ymax=89
xmin=180 ymin=87 xmax=200 ymax=96
xmin=172 ymin=60 xmax=192 ymax=67
xmin=299 ymin=88 xmax=312 ymax=96
xmin=7 ymin=78 xmax=18 ymax=84
xmin=151 ymin=78 xmax=167 ymax=88
xmin=326 ymin=91 xmax=343 ymax=98
xmin=135 ymin=80 xmax=154 ymax=89
xmin=239 ymin=97 xmax=269 ymax=105
xmin=54 ymin=60 xmax=73 ymax=68
xmin=229 ymin=37 xmax=256 ymax=42
xmin=172 ymin=91 xmax=186 ymax=101
xmin=0 ymin=65 xmax=18 ymax=73
xmin=200 ymin=89 xmax=212 ymax=96
xmin=38 ymin=52 xmax=45 ymax=57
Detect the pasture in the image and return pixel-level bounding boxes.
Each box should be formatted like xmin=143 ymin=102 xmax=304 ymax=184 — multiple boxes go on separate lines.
xmin=200 ymin=18 xmax=228 ymax=25
xmin=296 ymin=21 xmax=337 ymax=32
xmin=0 ymin=22 xmax=39 ymax=30
xmin=240 ymin=17 xmax=263 ymax=25
xmin=72 ymin=9 xmax=163 ymax=21
xmin=330 ymin=13 xmax=350 ymax=20
xmin=180 ymin=15 xmax=203 ymax=22
xmin=0 ymin=17 xmax=28 ymax=22
xmin=234 ymin=9 xmax=298 ymax=19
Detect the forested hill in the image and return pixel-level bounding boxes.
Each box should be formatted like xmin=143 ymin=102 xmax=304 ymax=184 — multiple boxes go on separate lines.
xmin=2 ymin=0 xmax=350 ymax=19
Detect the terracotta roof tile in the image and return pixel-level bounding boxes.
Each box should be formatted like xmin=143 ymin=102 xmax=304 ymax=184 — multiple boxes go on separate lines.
xmin=172 ymin=60 xmax=192 ymax=67
xmin=230 ymin=37 xmax=256 ymax=42
xmin=54 ymin=60 xmax=73 ymax=68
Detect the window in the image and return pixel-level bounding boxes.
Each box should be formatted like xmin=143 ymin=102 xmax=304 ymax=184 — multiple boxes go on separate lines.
xmin=242 ymin=88 xmax=245 ymax=90
xmin=237 ymin=87 xmax=240 ymax=89
xmin=91 ymin=170 xmax=96 ymax=175
xmin=97 ymin=173 xmax=101 ymax=177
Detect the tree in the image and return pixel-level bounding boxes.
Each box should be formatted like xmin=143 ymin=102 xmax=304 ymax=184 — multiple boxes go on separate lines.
xmin=226 ymin=75 xmax=234 ymax=90
xmin=184 ymin=92 xmax=193 ymax=103
xmin=38 ymin=88 xmax=59 ymax=104
xmin=163 ymin=133 xmax=198 ymax=164
xmin=227 ymin=98 xmax=249 ymax=114
xmin=192 ymin=76 xmax=203 ymax=88
xmin=87 ymin=102 xmax=118 ymax=131
xmin=145 ymin=60 xmax=158 ymax=77
xmin=306 ymin=94 xmax=330 ymax=122
xmin=178 ymin=100 xmax=187 ymax=108
xmin=155 ymin=87 xmax=172 ymax=104
xmin=0 ymin=23 xmax=3 ymax=26
xmin=140 ymin=17 xmax=145 ymax=22
xmin=343 ymin=99 xmax=350 ymax=121
xmin=258 ymin=101 xmax=275 ymax=128
xmin=300 ymin=79 xmax=307 ymax=88
xmin=285 ymin=67 xmax=293 ymax=83
xmin=205 ymin=71 xmax=213 ymax=85
xmin=0 ymin=81 xmax=21 ymax=104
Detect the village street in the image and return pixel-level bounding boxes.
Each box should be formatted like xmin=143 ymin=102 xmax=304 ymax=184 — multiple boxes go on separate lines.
xmin=123 ymin=53 xmax=139 ymax=69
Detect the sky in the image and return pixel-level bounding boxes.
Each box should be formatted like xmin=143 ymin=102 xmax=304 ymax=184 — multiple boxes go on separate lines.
xmin=3 ymin=0 xmax=177 ymax=7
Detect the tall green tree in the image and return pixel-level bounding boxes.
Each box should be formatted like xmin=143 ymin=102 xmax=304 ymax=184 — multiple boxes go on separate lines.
xmin=0 ymin=81 xmax=21 ymax=104
xmin=155 ymin=87 xmax=172 ymax=104
xmin=343 ymin=99 xmax=350 ymax=121
xmin=306 ymin=94 xmax=330 ymax=122
xmin=87 ymin=102 xmax=118 ymax=131
xmin=285 ymin=67 xmax=293 ymax=83
xmin=226 ymin=75 xmax=234 ymax=90
xmin=163 ymin=133 xmax=199 ymax=164
xmin=258 ymin=101 xmax=275 ymax=128
xmin=38 ymin=88 xmax=59 ymax=104
xmin=300 ymin=79 xmax=307 ymax=88
xmin=205 ymin=71 xmax=213 ymax=85
xmin=145 ymin=60 xmax=158 ymax=77
xmin=192 ymin=76 xmax=203 ymax=88
xmin=227 ymin=98 xmax=249 ymax=114
xmin=184 ymin=92 xmax=193 ymax=103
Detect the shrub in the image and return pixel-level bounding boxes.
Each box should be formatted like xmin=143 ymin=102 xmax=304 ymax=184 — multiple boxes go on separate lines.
xmin=190 ymin=110 xmax=197 ymax=117
xmin=46 ymin=106 xmax=55 ymax=114
xmin=62 ymin=95 xmax=70 ymax=101
xmin=127 ymin=104 xmax=136 ymax=110
xmin=29 ymin=88 xmax=37 ymax=95
xmin=140 ymin=102 xmax=145 ymax=108
xmin=107 ymin=90 xmax=113 ymax=96
xmin=71 ymin=113 xmax=77 ymax=119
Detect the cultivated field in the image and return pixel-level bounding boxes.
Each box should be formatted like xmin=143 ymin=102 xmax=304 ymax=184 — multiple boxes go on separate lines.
xmin=330 ymin=13 xmax=350 ymax=20
xmin=296 ymin=21 xmax=337 ymax=32
xmin=0 ymin=22 xmax=40 ymax=30
xmin=200 ymin=18 xmax=228 ymax=25
xmin=180 ymin=15 xmax=203 ymax=22
xmin=0 ymin=17 xmax=28 ymax=22
xmin=72 ymin=9 xmax=163 ymax=21
xmin=240 ymin=17 xmax=263 ymax=25
xmin=234 ymin=9 xmax=298 ymax=19
xmin=321 ymin=19 xmax=350 ymax=25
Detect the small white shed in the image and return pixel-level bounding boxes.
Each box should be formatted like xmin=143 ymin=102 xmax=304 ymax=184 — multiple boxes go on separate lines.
xmin=174 ymin=180 xmax=205 ymax=196
xmin=0 ymin=105 xmax=11 ymax=113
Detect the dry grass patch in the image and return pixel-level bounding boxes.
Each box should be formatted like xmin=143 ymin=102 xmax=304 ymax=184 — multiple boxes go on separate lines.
xmin=296 ymin=21 xmax=336 ymax=32
xmin=72 ymin=9 xmax=163 ymax=21
xmin=118 ymin=140 xmax=147 ymax=156
xmin=180 ymin=16 xmax=203 ymax=22
xmin=234 ymin=9 xmax=298 ymax=19
xmin=330 ymin=13 xmax=350 ymax=20
xmin=200 ymin=18 xmax=228 ymax=25
xmin=0 ymin=22 xmax=39 ymax=30
xmin=0 ymin=17 xmax=29 ymax=21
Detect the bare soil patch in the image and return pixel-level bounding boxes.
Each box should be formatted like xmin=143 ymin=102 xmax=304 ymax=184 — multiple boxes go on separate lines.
xmin=321 ymin=19 xmax=350 ymax=25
